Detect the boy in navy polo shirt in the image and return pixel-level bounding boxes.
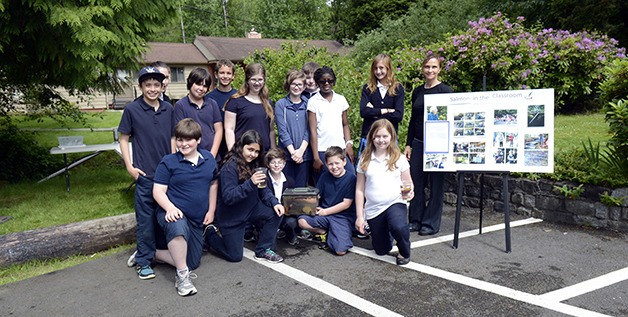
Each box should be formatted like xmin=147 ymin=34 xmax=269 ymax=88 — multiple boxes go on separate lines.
xmin=174 ymin=67 xmax=223 ymax=160
xmin=119 ymin=66 xmax=175 ymax=280
xmin=153 ymin=118 xmax=218 ymax=296
xmin=298 ymin=146 xmax=356 ymax=255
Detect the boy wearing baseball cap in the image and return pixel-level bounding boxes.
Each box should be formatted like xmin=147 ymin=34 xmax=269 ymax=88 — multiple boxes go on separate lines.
xmin=118 ymin=66 xmax=176 ymax=280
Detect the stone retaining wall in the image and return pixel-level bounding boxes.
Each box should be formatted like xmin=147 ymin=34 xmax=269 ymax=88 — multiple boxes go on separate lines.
xmin=441 ymin=173 xmax=628 ymax=232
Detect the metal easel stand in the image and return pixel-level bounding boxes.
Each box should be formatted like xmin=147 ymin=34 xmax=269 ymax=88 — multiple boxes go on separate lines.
xmin=452 ymin=171 xmax=512 ymax=253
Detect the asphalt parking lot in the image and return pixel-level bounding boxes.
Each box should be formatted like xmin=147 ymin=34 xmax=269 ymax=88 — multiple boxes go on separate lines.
xmin=1 ymin=205 xmax=626 ymax=317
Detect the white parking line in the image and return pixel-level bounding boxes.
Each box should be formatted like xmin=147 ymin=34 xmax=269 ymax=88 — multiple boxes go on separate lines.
xmin=243 ymin=217 xmax=617 ymax=317
xmin=350 ymin=246 xmax=612 ymax=317
xmin=539 ymin=266 xmax=628 ymax=302
xmin=410 ymin=217 xmax=544 ymax=248
xmin=243 ymin=248 xmax=403 ymax=317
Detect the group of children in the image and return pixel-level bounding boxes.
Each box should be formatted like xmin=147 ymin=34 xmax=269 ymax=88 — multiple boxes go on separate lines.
xmin=120 ymin=53 xmax=451 ymax=297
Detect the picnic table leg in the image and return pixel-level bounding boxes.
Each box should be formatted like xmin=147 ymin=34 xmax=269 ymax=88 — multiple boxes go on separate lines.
xmin=63 ymin=154 xmax=70 ymax=192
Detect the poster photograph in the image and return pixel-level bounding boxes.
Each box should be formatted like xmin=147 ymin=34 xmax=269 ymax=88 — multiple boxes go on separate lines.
xmin=423 ymin=89 xmax=554 ymax=173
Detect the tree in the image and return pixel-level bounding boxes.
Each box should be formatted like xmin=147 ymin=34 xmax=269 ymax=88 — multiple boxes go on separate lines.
xmin=176 ymin=0 xmax=332 ymax=40
xmin=330 ymin=0 xmax=416 ymax=42
xmin=0 ymin=0 xmax=178 ymax=118
xmin=350 ymin=0 xmax=482 ymax=64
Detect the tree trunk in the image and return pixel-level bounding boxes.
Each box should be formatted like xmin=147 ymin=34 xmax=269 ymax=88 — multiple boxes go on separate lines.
xmin=0 ymin=213 xmax=136 ymax=267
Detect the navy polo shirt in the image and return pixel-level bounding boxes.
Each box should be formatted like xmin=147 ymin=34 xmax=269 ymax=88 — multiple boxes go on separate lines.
xmin=225 ymin=96 xmax=273 ymax=151
xmin=316 ymin=170 xmax=356 ymax=217
xmin=174 ymin=96 xmax=222 ymax=154
xmin=118 ymin=98 xmax=174 ymax=178
xmin=153 ymin=149 xmax=218 ymax=225
xmin=206 ymin=88 xmax=237 ymax=117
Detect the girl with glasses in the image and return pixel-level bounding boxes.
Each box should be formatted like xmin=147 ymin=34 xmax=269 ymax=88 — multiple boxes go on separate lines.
xmin=224 ymin=63 xmax=275 ymax=153
xmin=274 ymin=69 xmax=313 ymax=187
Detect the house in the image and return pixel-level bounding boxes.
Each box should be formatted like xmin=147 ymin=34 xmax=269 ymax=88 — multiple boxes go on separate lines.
xmin=61 ymin=35 xmax=346 ymax=110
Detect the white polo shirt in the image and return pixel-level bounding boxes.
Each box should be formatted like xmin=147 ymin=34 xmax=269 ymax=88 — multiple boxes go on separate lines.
xmin=307 ymin=91 xmax=349 ymax=151
xmin=271 ymin=172 xmax=287 ymax=202
xmin=357 ymin=154 xmax=409 ymax=220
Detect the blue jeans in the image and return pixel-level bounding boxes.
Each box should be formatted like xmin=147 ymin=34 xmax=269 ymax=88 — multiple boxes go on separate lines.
xmin=134 ymin=175 xmax=157 ymax=266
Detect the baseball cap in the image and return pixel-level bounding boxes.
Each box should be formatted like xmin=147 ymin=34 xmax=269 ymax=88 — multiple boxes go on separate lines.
xmin=138 ymin=66 xmax=166 ymax=84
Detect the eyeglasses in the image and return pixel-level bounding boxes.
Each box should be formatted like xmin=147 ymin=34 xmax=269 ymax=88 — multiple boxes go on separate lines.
xmin=269 ymin=160 xmax=285 ymax=166
xmin=317 ymin=79 xmax=335 ymax=85
xmin=249 ymin=78 xmax=264 ymax=84
xmin=290 ymin=83 xmax=304 ymax=88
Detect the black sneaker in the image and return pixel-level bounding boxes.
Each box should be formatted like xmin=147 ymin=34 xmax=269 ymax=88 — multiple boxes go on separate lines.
xmin=244 ymin=231 xmax=256 ymax=242
xmin=276 ymin=229 xmax=286 ymax=239
xmin=356 ymin=223 xmax=371 ymax=239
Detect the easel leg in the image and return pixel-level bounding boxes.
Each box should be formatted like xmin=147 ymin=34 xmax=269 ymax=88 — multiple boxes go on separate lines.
xmin=453 ymin=172 xmax=464 ymax=249
xmin=503 ymin=173 xmax=511 ymax=253
xmin=479 ymin=173 xmax=484 ymax=234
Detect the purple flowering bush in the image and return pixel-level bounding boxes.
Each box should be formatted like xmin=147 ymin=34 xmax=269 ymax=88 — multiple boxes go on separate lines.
xmin=393 ymin=13 xmax=626 ymax=113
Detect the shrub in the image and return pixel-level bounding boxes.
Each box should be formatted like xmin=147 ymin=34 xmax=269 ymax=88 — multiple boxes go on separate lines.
xmin=598 ymin=58 xmax=628 ymax=106
xmin=0 ymin=122 xmax=61 ymax=183
xmin=391 ymin=13 xmax=627 ymax=113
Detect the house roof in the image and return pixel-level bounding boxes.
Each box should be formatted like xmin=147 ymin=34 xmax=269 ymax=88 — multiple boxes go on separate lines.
xmin=142 ymin=42 xmax=208 ymax=65
xmin=193 ymin=36 xmax=347 ymax=62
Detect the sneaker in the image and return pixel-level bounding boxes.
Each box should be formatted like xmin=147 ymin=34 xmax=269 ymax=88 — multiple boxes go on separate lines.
xmin=255 ymin=249 xmax=284 ymax=263
xmin=175 ymin=272 xmax=198 ymax=296
xmin=126 ymin=250 xmax=137 ymax=267
xmin=298 ymin=229 xmax=312 ymax=240
xmin=204 ymin=224 xmax=222 ymax=238
xmin=276 ymin=229 xmax=286 ymax=239
xmin=288 ymin=235 xmax=299 ymax=246
xmin=313 ymin=232 xmax=327 ymax=244
xmin=356 ymin=222 xmax=371 ymax=239
xmin=136 ymin=265 xmax=155 ymax=280
xmin=244 ymin=231 xmax=256 ymax=242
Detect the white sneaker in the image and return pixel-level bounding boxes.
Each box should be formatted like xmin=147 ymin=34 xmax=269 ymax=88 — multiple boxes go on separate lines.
xmin=175 ymin=272 xmax=198 ymax=296
xmin=126 ymin=250 xmax=137 ymax=267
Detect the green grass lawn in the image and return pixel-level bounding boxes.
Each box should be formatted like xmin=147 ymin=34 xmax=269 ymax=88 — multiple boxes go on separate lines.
xmin=554 ymin=112 xmax=610 ymax=152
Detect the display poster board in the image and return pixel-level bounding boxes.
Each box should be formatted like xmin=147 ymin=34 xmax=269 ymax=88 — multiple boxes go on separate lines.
xmin=423 ymin=88 xmax=554 ymax=173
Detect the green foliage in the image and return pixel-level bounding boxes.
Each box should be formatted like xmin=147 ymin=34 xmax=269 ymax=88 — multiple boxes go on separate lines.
xmin=479 ymin=0 xmax=628 ymax=48
xmin=599 ymin=191 xmax=625 ymax=207
xmin=581 ymin=138 xmax=601 ymax=168
xmin=604 ymin=99 xmax=628 ymax=150
xmin=598 ymin=58 xmax=628 ymax=106
xmin=330 ymin=0 xmax=416 ymax=42
xmin=175 ymin=0 xmax=332 ymax=40
xmin=0 ymin=0 xmax=178 ymax=116
xmin=553 ymin=184 xmax=584 ymax=199
xmin=391 ymin=13 xmax=627 ymax=113
xmin=0 ymin=123 xmax=61 ymax=183
xmin=350 ymin=0 xmax=482 ymax=65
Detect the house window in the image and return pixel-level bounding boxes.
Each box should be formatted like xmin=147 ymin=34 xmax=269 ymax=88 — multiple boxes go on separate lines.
xmin=171 ymin=67 xmax=185 ymax=83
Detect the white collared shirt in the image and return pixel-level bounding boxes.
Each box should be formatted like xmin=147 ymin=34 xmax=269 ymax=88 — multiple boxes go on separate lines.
xmin=271 ymin=172 xmax=287 ymax=202
xmin=377 ymin=81 xmax=388 ymax=99
xmin=357 ymin=153 xmax=409 ymax=220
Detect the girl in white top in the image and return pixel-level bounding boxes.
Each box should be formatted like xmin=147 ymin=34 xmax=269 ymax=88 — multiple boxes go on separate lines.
xmin=355 ymin=119 xmax=414 ymax=265
xmin=307 ymin=66 xmax=356 ymax=178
